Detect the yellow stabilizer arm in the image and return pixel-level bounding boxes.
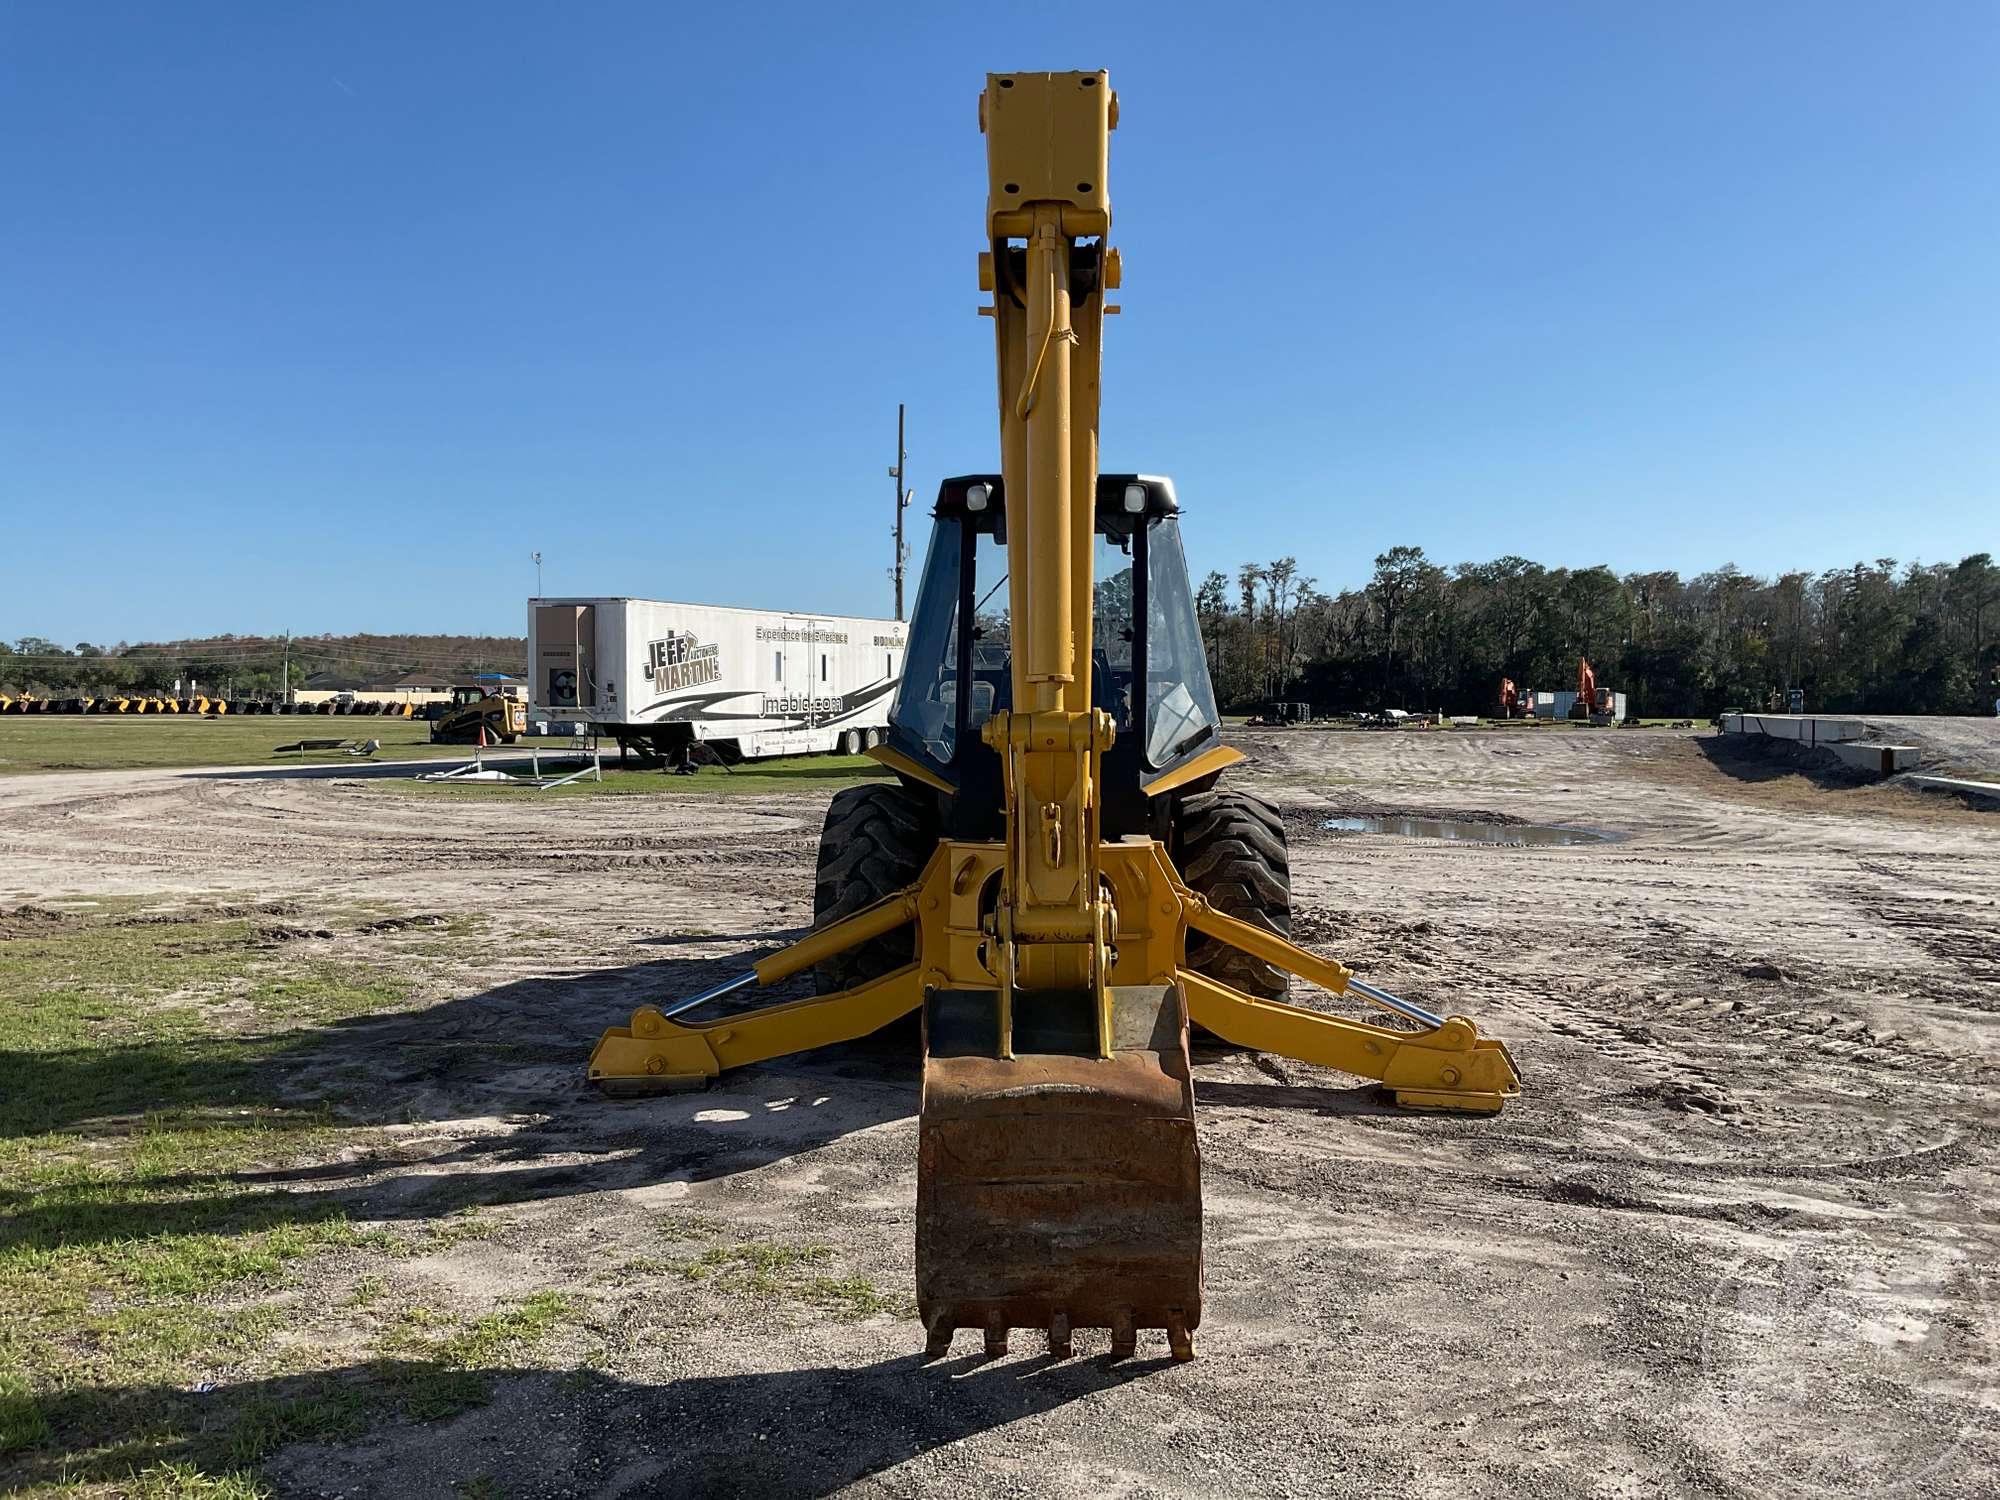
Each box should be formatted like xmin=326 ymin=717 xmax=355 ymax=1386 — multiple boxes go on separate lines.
xmin=587 ymin=887 xmax=925 ymax=1094
xmin=1180 ymin=896 xmax=1522 ymax=1113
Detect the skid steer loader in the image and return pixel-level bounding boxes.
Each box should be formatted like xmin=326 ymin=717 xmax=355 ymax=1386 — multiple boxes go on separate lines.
xmin=429 ymin=684 xmax=526 ymax=745
xmin=590 ymin=70 xmax=1521 ymax=1361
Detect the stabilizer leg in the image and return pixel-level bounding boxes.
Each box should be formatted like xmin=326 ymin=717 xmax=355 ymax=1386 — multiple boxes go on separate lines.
xmin=588 ymin=884 xmax=927 ymax=1092
xmin=1178 ymin=885 xmax=1521 ymax=1112
xmin=589 ymin=966 xmax=924 ymax=1093
xmin=1180 ymin=971 xmax=1520 ymax=1113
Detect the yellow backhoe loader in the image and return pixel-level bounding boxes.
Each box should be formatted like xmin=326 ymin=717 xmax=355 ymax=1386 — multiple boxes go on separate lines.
xmin=590 ymin=70 xmax=1521 ymax=1361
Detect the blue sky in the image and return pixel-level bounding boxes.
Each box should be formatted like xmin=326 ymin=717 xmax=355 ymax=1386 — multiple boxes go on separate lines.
xmin=2 ymin=2 xmax=1994 ymax=644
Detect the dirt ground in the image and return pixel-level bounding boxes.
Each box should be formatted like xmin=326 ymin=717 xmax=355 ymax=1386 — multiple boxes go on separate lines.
xmin=1 ymin=728 xmax=1995 ymax=1498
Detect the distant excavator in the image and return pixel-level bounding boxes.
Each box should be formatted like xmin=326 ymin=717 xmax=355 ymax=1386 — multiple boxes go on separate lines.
xmin=587 ymin=70 xmax=1522 ymax=1361
xmin=1571 ymin=659 xmax=1597 ymax=719
xmin=1571 ymin=658 xmax=1615 ymax=721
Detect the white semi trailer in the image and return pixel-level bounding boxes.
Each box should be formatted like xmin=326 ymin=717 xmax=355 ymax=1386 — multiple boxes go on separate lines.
xmin=528 ymin=597 xmax=906 ymax=761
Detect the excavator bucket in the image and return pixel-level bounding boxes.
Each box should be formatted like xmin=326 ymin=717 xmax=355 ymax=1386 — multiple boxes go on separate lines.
xmin=916 ymin=984 xmax=1203 ymax=1361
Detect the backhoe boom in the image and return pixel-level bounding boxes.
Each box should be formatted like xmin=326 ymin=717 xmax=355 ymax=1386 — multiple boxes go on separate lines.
xmin=587 ymin=69 xmax=1523 ymax=1363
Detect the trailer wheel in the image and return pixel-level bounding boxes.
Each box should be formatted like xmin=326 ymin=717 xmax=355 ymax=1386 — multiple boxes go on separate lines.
xmin=1172 ymin=786 xmax=1292 ymax=1000
xmin=813 ymin=782 xmax=933 ymax=996
xmin=839 ymin=729 xmax=862 ymax=756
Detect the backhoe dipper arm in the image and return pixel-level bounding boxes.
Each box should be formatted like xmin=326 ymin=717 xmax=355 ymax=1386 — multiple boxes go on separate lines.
xmin=976 ymin=71 xmax=1122 ymax=1034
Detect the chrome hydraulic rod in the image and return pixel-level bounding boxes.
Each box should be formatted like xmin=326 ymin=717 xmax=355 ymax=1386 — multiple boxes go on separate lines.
xmin=662 ymin=970 xmax=759 ymax=1020
xmin=650 ymin=887 xmax=923 ymax=1022
xmin=1346 ymin=978 xmax=1445 ymax=1030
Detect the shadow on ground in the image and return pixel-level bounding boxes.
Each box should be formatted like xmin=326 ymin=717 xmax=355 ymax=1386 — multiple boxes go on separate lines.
xmin=178 ymin=753 xmax=625 ymax=784
xmin=1193 ymin=1077 xmax=1403 ymax=1115
xmin=3 ymin=1349 xmax=1179 ymax=1499
xmin=1695 ymin=731 xmax=1876 ymax=788
xmin=0 ymin=945 xmax=922 ymax=1252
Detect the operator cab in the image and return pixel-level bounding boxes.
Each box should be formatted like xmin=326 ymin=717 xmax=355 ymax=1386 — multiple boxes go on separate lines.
xmin=887 ymin=473 xmax=1223 ymax=839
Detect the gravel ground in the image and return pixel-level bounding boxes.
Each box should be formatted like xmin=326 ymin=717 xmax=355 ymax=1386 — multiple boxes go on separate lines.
xmin=0 ymin=728 xmax=1994 ymax=1499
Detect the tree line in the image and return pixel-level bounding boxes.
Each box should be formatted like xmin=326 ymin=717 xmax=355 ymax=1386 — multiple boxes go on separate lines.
xmin=12 ymin=550 xmax=1999 ymax=719
xmin=1196 ymin=549 xmax=2000 ymax=718
xmin=0 ymin=633 xmax=526 ymax=699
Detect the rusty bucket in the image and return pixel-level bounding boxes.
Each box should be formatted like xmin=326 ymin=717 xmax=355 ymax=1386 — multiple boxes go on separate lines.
xmin=916 ymin=982 xmax=1202 ymax=1361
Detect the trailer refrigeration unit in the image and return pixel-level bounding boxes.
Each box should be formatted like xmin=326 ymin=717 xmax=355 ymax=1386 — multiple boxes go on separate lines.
xmin=529 ymin=598 xmax=906 ymax=763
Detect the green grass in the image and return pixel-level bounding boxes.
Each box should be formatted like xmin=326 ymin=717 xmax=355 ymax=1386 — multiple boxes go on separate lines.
xmin=370 ymin=1292 xmax=578 ymax=1422
xmin=0 ymin=715 xmax=897 ymax=793
xmin=667 ymin=1233 xmax=910 ymax=1321
xmin=45 ymin=1460 xmax=275 ymax=1499
xmin=676 ymin=1241 xmax=907 ymax=1319
xmin=0 ymin=910 xmax=416 ymax=1406
xmin=0 ymin=1372 xmax=51 ymax=1453
xmin=0 ymin=715 xmax=464 ymax=775
xmin=615 ymin=1214 xmax=909 ymax=1320
xmin=0 ymin=908 xmax=420 ymax=1139
xmin=654 ymin=1209 xmax=726 ymax=1241
xmin=376 ymin=752 xmax=893 ymax=799
xmin=0 ymin=900 xmax=575 ymax=1495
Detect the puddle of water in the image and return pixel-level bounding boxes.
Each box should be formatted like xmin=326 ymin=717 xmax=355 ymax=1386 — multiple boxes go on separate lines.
xmin=1322 ymin=815 xmax=1611 ymax=847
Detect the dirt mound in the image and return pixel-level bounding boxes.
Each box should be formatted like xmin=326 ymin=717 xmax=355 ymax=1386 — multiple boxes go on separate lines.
xmin=0 ymin=903 xmax=84 ymax=938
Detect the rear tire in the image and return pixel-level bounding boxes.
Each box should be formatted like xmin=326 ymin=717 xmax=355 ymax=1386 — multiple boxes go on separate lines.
xmin=813 ymin=782 xmax=934 ymax=995
xmin=1173 ymin=786 xmax=1292 ymax=1000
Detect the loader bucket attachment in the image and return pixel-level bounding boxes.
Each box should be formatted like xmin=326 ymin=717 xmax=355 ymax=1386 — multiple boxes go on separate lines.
xmin=917 ymin=984 xmax=1203 ymax=1361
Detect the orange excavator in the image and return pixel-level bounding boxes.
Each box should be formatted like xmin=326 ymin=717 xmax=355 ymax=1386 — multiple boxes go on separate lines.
xmin=1572 ymin=659 xmax=1596 ymax=719
xmin=1572 ymin=658 xmax=1614 ymax=721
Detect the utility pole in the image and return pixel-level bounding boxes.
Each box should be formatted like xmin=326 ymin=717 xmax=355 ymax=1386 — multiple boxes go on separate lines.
xmin=533 ymin=551 xmax=544 ymax=598
xmin=281 ymin=630 xmax=291 ymax=704
xmin=890 ymin=404 xmax=913 ymax=621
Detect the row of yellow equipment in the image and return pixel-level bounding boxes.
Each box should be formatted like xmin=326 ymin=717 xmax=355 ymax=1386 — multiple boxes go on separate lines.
xmin=0 ymin=694 xmax=416 ymax=718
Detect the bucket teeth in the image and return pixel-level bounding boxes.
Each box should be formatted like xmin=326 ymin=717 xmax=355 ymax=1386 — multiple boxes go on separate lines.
xmin=1048 ymin=1312 xmax=1072 ymax=1359
xmin=1166 ymin=1310 xmax=1194 ymax=1362
xmin=923 ymin=1314 xmax=954 ymax=1360
xmin=1110 ymin=1310 xmax=1137 ymax=1360
xmin=983 ymin=1312 xmax=1009 ymax=1358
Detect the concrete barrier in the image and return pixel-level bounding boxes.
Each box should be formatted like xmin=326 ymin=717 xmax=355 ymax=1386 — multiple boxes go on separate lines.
xmin=1907 ymin=775 xmax=2000 ymax=805
xmin=1828 ymin=741 xmax=1922 ymax=775
xmin=1721 ymin=712 xmax=1924 ymax=778
xmin=1720 ymin=713 xmax=1868 ymax=745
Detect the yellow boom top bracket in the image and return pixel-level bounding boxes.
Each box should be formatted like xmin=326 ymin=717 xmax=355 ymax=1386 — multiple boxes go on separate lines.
xmin=982 ymin=71 xmax=1114 ymax=238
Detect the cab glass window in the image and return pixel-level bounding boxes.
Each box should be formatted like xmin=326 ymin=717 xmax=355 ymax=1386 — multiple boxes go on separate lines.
xmin=1144 ymin=516 xmax=1221 ymax=766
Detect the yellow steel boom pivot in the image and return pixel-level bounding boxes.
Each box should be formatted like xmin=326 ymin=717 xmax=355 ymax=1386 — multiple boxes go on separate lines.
xmin=588 ymin=70 xmax=1522 ymax=1362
